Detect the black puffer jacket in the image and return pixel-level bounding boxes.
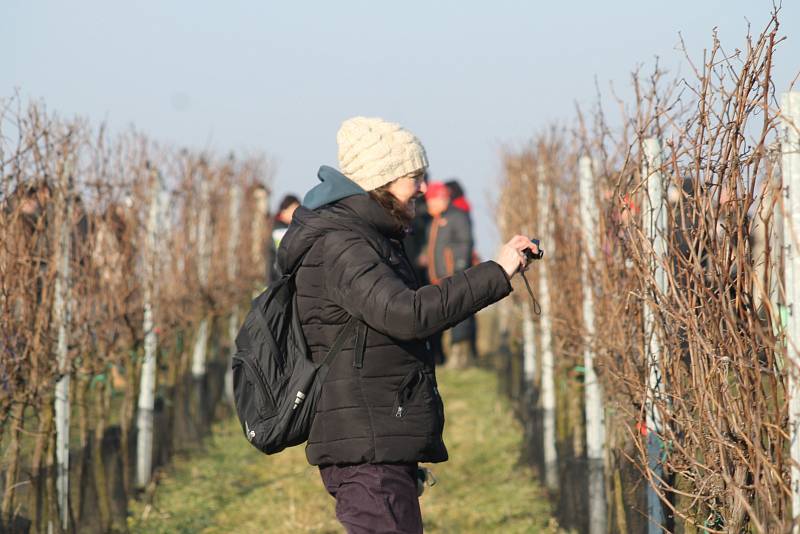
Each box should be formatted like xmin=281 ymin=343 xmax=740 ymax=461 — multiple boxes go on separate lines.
xmin=277 ymin=176 xmax=512 ymax=467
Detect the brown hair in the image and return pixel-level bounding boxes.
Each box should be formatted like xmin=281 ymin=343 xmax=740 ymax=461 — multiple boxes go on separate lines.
xmin=369 ymin=183 xmax=413 ymax=229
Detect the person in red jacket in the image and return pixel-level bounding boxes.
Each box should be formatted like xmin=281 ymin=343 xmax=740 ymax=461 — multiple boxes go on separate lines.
xmin=424 ymin=182 xmax=476 ymax=369
xmin=445 ymin=179 xmax=479 ymax=362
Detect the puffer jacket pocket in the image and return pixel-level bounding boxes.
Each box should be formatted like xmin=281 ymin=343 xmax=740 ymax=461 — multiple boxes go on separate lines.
xmin=390 ymin=367 xmax=443 ymax=421
xmin=390 ymin=368 xmax=445 ymax=442
xmin=391 ymin=368 xmax=425 ymax=419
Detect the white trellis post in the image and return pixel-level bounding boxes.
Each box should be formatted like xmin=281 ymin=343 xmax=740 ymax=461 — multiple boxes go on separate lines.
xmin=781 ymin=91 xmax=800 ymax=530
xmin=495 ymin=209 xmax=513 ymax=358
xmin=752 ymin=160 xmax=783 ymax=315
xmin=225 ymin=182 xmax=243 ymax=403
xmin=521 ymin=172 xmax=537 ymax=386
xmin=579 ymin=156 xmax=606 ymax=534
xmin=522 ymin=300 xmax=536 ymax=382
xmin=770 ymin=168 xmax=784 ymax=309
xmin=191 ymin=178 xmax=212 ymax=377
xmin=53 ymin=160 xmax=74 ymax=531
xmin=497 ymin=293 xmax=512 ymax=345
xmin=136 ymin=168 xmax=165 ymax=488
xmin=537 ymin=164 xmax=559 ymax=493
xmin=251 ymin=186 xmax=269 ymax=287
xmin=642 ymin=137 xmax=667 ymax=533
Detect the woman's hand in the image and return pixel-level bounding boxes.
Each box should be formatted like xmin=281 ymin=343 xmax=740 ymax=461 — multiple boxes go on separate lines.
xmin=495 ymin=235 xmax=539 ymax=278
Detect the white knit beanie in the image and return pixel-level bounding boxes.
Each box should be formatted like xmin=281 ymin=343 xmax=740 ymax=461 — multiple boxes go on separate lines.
xmin=336 ymin=116 xmax=428 ymax=191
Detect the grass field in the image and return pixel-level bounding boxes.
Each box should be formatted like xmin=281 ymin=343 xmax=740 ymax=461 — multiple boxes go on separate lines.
xmin=129 ymin=367 xmax=563 ymax=533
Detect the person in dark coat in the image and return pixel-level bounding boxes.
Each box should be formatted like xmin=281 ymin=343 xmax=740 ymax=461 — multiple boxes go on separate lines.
xmin=402 ymin=192 xmax=432 ymax=285
xmin=268 ymin=194 xmax=300 ymax=281
xmin=444 ymin=179 xmax=479 ymax=362
xmin=445 ymin=180 xmax=471 ymax=222
xmin=401 ymin=193 xmax=445 ymax=364
xmin=276 ymin=116 xmax=538 ymax=534
xmin=424 ymin=181 xmax=476 ymax=369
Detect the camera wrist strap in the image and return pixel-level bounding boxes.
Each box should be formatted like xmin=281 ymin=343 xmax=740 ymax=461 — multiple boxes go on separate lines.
xmin=519 ymin=269 xmax=541 ymax=315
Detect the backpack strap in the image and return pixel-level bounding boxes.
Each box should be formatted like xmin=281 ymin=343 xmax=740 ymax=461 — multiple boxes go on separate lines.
xmin=288 ymin=234 xmax=367 ymax=370
xmin=353 ymin=322 xmax=367 ymax=369
xmin=287 ymin=248 xmax=311 ymax=278
xmin=320 ymin=316 xmax=360 ymax=370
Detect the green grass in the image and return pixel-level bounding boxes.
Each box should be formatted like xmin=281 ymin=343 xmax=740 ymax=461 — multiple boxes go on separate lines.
xmin=129 ymin=368 xmax=563 ymax=533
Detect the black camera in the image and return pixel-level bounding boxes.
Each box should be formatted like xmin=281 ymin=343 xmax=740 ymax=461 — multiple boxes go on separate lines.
xmin=523 ymin=238 xmax=544 ymax=261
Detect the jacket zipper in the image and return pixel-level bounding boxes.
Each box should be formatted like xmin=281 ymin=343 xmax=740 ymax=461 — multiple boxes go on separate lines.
xmin=353 ymin=322 xmax=366 ymax=369
xmin=392 ymin=368 xmax=423 ymax=418
xmin=432 ymin=381 xmax=444 ymax=432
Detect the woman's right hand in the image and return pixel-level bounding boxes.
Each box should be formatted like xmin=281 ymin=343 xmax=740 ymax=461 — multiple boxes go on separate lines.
xmin=495 ymin=235 xmax=538 ymax=278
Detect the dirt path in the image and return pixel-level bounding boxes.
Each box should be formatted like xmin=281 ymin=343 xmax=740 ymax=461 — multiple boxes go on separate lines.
xmin=129 ymin=368 xmax=564 ymax=533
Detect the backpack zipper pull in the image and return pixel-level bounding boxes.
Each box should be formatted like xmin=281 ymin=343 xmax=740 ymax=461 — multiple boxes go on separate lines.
xmin=395 ymin=406 xmax=405 ymax=418
xmin=292 ymin=390 xmax=306 ymax=410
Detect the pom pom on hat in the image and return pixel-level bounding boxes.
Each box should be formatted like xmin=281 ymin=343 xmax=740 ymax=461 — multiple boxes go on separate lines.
xmin=337 ymin=117 xmax=428 ymax=191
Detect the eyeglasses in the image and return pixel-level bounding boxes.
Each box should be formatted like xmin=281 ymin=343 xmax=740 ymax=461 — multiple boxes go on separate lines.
xmin=409 ymin=173 xmax=426 ymax=185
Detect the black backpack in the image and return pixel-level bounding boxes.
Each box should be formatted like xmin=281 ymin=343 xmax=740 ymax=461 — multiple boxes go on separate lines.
xmin=232 ymin=253 xmax=364 ymax=455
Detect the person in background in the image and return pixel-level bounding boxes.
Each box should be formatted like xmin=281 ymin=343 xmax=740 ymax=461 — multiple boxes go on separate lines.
xmin=445 ymin=179 xmax=481 ymax=263
xmin=445 ymin=180 xmax=470 ymax=219
xmin=269 ymin=194 xmax=300 ymax=281
xmin=425 ymin=181 xmax=476 ymax=369
xmin=402 ymin=185 xmax=432 ymax=286
xmin=403 ymin=191 xmax=443 ymax=363
xmin=444 ymin=179 xmax=479 ymax=360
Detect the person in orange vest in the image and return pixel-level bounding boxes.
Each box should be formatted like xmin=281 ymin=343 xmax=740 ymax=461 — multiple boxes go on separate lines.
xmin=445 ymin=180 xmax=479 ymax=355
xmin=425 ymin=181 xmax=476 ymax=369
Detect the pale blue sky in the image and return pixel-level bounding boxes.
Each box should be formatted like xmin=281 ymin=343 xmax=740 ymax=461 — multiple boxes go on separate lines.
xmin=4 ymin=1 xmax=798 ymax=257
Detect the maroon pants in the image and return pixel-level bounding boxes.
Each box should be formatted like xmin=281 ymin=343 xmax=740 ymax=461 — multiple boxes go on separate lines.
xmin=319 ymin=463 xmax=423 ymax=534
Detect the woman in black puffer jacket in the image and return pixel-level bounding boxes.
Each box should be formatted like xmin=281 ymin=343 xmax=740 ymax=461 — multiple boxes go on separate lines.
xmin=276 ymin=117 xmax=537 ymax=534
